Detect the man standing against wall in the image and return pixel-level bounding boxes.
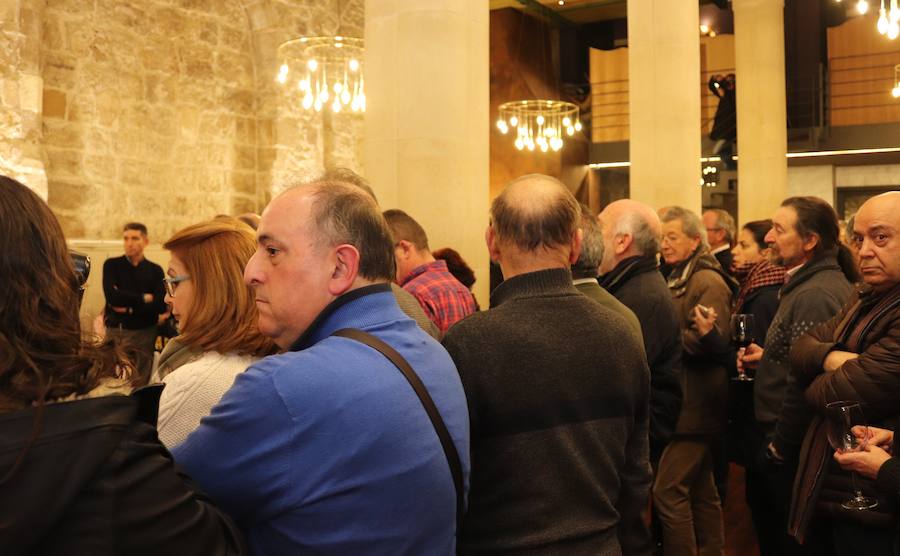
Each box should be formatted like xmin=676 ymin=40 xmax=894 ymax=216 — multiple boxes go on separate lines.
xmin=103 ymin=222 xmax=166 ymax=384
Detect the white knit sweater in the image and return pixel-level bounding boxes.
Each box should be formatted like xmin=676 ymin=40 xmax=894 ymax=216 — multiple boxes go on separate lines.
xmin=157 ymin=351 xmax=258 ymax=448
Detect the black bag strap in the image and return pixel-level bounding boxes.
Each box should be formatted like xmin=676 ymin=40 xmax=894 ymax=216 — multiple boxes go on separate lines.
xmin=332 ymin=328 xmax=464 ymax=524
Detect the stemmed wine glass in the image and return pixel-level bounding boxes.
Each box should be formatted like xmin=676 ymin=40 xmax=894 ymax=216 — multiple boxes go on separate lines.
xmin=825 ymin=400 xmax=879 ymax=510
xmin=731 ymin=314 xmax=756 ymax=382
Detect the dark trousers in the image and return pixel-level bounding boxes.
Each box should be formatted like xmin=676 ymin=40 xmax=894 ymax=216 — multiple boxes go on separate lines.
xmin=744 ymin=422 xmax=821 ymax=556
xmin=107 ymin=325 xmax=157 ymax=385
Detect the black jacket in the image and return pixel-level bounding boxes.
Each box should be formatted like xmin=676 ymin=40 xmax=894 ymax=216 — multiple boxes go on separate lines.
xmin=601 ymin=256 xmax=683 ymax=459
xmin=0 ymin=386 xmax=244 ymax=556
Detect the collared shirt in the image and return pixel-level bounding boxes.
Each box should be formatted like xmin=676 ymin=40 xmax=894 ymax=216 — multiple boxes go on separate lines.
xmin=710 ymin=244 xmax=731 ymax=256
xmin=399 ymin=260 xmax=477 ymax=334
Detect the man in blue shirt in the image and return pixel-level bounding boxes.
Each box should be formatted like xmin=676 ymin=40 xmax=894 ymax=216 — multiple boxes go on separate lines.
xmin=172 ymin=177 xmax=470 ymax=555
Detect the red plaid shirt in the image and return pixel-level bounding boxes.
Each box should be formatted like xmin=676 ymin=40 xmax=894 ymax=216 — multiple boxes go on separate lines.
xmin=399 ymin=260 xmax=477 ymax=334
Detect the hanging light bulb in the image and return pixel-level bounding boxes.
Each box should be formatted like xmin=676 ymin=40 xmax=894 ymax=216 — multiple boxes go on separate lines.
xmin=889 ymin=19 xmax=900 ymax=39
xmin=879 ymin=2 xmax=889 ymax=34
xmin=891 ymin=0 xmax=900 ymax=22
xmin=574 ymin=120 xmax=583 ymax=132
xmin=893 ymin=86 xmax=900 ymax=98
xmin=496 ymin=119 xmax=509 ymax=134
xmin=277 ymin=37 xmax=365 ymax=114
xmin=857 ymin=0 xmax=869 ymax=13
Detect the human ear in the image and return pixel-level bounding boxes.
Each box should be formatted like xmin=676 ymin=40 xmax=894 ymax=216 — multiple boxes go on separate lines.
xmin=329 ymin=244 xmax=361 ymax=295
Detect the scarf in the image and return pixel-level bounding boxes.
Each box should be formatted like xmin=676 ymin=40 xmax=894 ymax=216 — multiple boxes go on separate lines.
xmin=667 ymin=247 xmax=739 ymax=298
xmin=732 ymin=260 xmax=787 ymax=313
xmin=153 ymin=337 xmax=203 ymax=382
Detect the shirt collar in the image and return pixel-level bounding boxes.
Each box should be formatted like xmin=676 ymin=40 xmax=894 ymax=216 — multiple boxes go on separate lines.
xmin=710 ymin=244 xmax=730 ymax=255
xmin=572 ymin=277 xmax=599 ymax=286
xmin=289 ymin=283 xmax=394 ymax=351
xmin=398 ymin=259 xmax=448 ymax=287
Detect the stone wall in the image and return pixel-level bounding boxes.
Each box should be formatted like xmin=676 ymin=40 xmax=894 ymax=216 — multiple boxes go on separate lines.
xmin=0 ymin=1 xmax=47 ymax=197
xmin=0 ymin=0 xmax=364 ymax=240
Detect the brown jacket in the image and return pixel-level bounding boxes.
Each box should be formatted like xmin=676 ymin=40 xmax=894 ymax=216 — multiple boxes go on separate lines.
xmin=788 ymin=282 xmax=900 ymax=540
xmin=668 ymin=250 xmax=736 ymax=435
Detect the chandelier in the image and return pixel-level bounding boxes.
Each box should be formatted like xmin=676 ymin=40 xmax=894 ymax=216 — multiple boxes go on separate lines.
xmin=496 ymin=100 xmax=582 ymax=153
xmin=876 ymin=0 xmax=900 ymax=39
xmin=276 ymin=36 xmax=365 ymax=113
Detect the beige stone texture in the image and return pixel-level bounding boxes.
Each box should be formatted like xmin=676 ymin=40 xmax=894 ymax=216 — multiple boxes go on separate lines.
xmin=0 ymin=0 xmax=362 ymax=240
xmin=627 ymin=0 xmax=701 ymax=212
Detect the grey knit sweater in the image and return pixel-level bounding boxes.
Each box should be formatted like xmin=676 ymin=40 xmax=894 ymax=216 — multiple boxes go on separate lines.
xmin=443 ymin=268 xmax=651 ymax=556
xmin=754 ymin=253 xmax=853 ymax=458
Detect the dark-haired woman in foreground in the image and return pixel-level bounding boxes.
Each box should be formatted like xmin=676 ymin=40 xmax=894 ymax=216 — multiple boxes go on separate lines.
xmin=0 ymin=176 xmax=244 ymax=555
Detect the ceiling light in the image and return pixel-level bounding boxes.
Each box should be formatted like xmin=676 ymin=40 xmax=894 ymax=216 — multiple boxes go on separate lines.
xmin=857 ymin=0 xmax=870 ymax=13
xmin=277 ymin=36 xmax=366 ymax=114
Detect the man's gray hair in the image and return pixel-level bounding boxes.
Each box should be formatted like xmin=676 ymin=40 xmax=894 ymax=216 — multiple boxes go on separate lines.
xmin=660 ymin=206 xmax=709 ymax=249
xmin=707 ymin=208 xmax=736 ymax=245
xmin=572 ymin=204 xmax=604 ymax=279
xmin=615 ymin=211 xmax=660 ymax=258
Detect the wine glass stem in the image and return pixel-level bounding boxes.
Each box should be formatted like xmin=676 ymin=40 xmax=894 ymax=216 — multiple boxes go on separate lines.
xmin=850 ymin=471 xmax=865 ymax=499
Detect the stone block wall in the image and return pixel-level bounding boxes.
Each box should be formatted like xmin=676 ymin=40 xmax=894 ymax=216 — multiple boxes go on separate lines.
xmin=1 ymin=0 xmax=364 ymax=241
xmin=1 ymin=1 xmax=47 ymax=197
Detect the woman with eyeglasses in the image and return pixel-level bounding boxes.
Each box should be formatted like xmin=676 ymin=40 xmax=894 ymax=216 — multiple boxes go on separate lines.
xmin=0 ymin=176 xmax=244 ymax=554
xmin=154 ymin=217 xmax=276 ymax=447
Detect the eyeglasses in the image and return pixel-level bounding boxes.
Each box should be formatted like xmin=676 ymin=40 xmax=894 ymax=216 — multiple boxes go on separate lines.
xmin=163 ymin=275 xmax=191 ymax=297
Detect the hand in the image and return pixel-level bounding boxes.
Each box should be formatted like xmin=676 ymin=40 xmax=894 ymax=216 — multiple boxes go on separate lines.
xmin=110 ymin=305 xmax=128 ymax=314
xmin=853 ymin=425 xmax=894 ymax=453
xmin=691 ymin=304 xmax=718 ymax=336
xmin=738 ymin=342 xmax=763 ymax=371
xmin=143 ymin=293 xmax=154 ymax=303
xmin=824 ymin=350 xmax=858 ymax=372
xmin=834 ymin=444 xmax=892 ymax=480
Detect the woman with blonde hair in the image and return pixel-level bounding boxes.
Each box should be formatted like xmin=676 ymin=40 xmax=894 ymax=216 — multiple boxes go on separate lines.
xmin=155 ymin=217 xmax=276 ymax=447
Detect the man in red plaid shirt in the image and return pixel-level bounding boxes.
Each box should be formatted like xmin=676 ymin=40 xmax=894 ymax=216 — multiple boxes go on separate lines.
xmin=384 ymin=209 xmax=478 ymax=335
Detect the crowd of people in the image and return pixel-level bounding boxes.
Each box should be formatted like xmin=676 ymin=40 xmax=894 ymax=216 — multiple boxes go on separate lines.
xmin=0 ymin=169 xmax=898 ymax=556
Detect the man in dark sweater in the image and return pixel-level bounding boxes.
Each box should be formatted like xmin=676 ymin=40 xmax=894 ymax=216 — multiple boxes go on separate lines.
xmin=599 ymin=199 xmax=683 ymax=464
xmin=103 ymin=222 xmax=167 ymax=384
xmin=442 ymin=174 xmax=651 ymax=555
xmin=739 ymin=197 xmax=854 ymax=556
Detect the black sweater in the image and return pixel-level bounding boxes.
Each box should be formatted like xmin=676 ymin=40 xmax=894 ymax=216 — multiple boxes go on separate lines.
xmin=443 ymin=268 xmax=651 ymax=555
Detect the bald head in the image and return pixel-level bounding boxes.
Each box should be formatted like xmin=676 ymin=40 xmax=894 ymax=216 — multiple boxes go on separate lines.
xmin=491 ymin=174 xmax=580 ymax=252
xmin=598 ymin=199 xmax=662 ymax=274
xmin=853 ymin=191 xmax=900 ymax=291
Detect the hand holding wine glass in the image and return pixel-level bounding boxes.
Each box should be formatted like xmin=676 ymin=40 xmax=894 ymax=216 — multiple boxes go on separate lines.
xmin=730 ymin=314 xmax=756 ymax=382
xmin=825 ymin=401 xmax=878 ymax=510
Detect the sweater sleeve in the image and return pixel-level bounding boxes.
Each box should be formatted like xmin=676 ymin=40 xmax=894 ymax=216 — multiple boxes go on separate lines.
xmin=171 ymin=363 xmax=296 ymax=524
xmin=683 ymin=272 xmax=732 ymax=357
xmin=115 ymin=422 xmax=246 ymax=555
xmin=790 ymin=298 xmax=856 ymax=383
xmin=875 ymin=457 xmax=900 ymax=501
xmin=772 ymin=289 xmax=851 ymax=456
xmin=616 ymin=362 xmax=653 ymax=556
xmin=804 ymin=314 xmax=900 ymax=423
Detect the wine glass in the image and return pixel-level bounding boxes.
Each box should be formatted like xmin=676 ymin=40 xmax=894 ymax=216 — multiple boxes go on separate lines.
xmin=825 ymin=401 xmax=878 ymax=510
xmin=731 ymin=314 xmax=756 ymax=382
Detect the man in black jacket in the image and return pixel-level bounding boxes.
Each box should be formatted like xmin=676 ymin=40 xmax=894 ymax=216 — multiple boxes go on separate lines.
xmin=103 ymin=222 xmax=167 ymax=383
xmin=598 ymin=198 xmax=683 ymax=464
xmin=443 ymin=174 xmax=651 ymax=555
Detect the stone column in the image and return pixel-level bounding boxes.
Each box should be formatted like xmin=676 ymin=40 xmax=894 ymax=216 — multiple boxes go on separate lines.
xmin=364 ymin=1 xmax=490 ymax=306
xmin=627 ymin=0 xmax=701 ymax=212
xmin=733 ymin=0 xmax=788 ymax=223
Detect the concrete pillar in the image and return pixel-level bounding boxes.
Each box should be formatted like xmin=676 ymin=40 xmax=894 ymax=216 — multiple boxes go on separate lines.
xmin=733 ymin=0 xmax=788 ymax=223
xmin=627 ymin=0 xmax=701 ymax=211
xmin=364 ymin=1 xmax=490 ymax=306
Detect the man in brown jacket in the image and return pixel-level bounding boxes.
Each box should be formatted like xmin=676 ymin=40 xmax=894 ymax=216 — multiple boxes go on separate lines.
xmin=653 ymin=206 xmax=737 ymax=556
xmin=789 ymin=191 xmax=900 ymax=555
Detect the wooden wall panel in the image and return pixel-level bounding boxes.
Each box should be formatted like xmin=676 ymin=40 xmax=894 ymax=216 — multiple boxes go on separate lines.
xmin=589 ymin=35 xmax=735 ymax=144
xmin=827 ymin=16 xmax=900 ymax=126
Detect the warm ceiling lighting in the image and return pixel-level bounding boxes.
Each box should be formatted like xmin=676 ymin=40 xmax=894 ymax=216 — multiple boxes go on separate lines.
xmin=877 ymin=0 xmax=900 ymax=39
xmin=497 ymin=100 xmax=581 ymax=153
xmin=558 ymin=0 xmax=565 ymax=5
xmin=699 ymin=23 xmax=710 ymax=34
xmin=277 ymin=36 xmax=366 ymax=113
xmin=858 ymin=0 xmax=870 ymax=13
